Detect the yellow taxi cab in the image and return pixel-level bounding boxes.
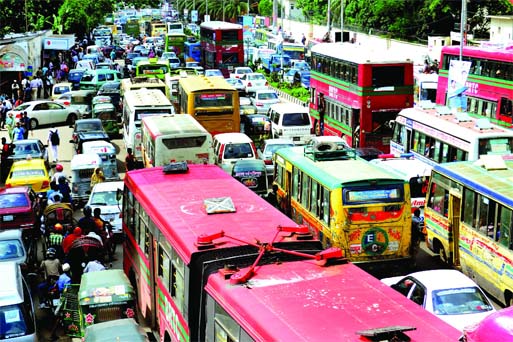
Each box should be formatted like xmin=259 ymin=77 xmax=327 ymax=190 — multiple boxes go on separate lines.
xmin=5 ymin=157 xmax=50 ymax=193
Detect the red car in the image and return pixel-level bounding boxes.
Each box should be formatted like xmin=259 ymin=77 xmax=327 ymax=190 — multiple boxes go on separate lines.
xmin=0 ymin=187 xmax=40 ymax=231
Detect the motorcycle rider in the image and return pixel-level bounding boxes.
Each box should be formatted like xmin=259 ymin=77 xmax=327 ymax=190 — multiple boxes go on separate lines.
xmin=38 ymin=248 xmax=61 ymax=308
xmin=77 ymin=206 xmax=97 ymax=235
xmin=93 ymin=208 xmax=115 ymax=261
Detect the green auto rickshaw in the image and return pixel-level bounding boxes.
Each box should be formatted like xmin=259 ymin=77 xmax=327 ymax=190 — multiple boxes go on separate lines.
xmin=60 ymin=269 xmax=136 ymax=338
xmin=92 ymin=95 xmax=119 ymax=137
xmin=84 ymin=318 xmax=148 ymax=342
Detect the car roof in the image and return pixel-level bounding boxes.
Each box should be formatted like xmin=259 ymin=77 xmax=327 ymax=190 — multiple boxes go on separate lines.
xmin=214 ymin=132 xmax=253 ymax=143
xmin=0 ymin=229 xmax=23 ymax=240
xmin=11 ymin=158 xmax=46 ymax=168
xmin=12 ymin=139 xmax=41 ymax=145
xmin=406 ymin=270 xmax=481 ymax=290
xmin=76 ymin=118 xmax=102 ymax=124
xmin=91 ymin=180 xmax=124 ymax=192
xmin=0 ymin=186 xmax=31 ymax=195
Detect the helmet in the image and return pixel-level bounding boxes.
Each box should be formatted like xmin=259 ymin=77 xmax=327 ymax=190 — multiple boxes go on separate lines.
xmin=46 ymin=247 xmax=56 ymax=258
xmin=62 ymin=263 xmax=71 ymax=272
xmin=54 ymin=223 xmax=63 ymax=232
xmin=56 ymin=164 xmax=63 ymax=172
xmin=83 ymin=206 xmax=92 ymax=217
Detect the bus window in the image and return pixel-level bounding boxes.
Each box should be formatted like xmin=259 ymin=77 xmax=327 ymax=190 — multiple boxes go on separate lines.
xmin=462 ymin=188 xmax=477 ymax=227
xmin=498 ymin=205 xmax=512 ymax=248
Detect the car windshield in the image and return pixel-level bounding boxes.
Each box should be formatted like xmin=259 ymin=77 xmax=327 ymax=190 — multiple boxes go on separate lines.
xmin=431 ymin=287 xmax=494 ymax=315
xmin=0 ymin=194 xmax=29 ymax=208
xmin=89 ymin=191 xmax=120 ymax=206
xmin=13 ymin=103 xmax=30 ymax=111
xmin=250 ymin=74 xmax=265 ymax=80
xmin=0 ymin=304 xmax=33 ymax=339
xmin=0 ymin=240 xmax=24 ymax=260
xmin=13 ymin=143 xmax=40 ymax=155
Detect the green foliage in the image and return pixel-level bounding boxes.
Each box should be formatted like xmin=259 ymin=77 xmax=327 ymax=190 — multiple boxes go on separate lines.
xmin=58 ymin=0 xmax=114 ymax=38
xmin=258 ymin=0 xmax=273 ymax=17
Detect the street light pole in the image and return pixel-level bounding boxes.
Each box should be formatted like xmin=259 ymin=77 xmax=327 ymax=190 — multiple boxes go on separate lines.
xmin=341 ymin=0 xmax=345 ymax=33
xmin=459 ymin=0 xmax=467 ymax=61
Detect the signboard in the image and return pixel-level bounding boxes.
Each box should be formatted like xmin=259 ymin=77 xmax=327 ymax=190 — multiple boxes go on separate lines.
xmin=191 ymin=10 xmax=198 ymax=23
xmin=44 ymin=37 xmax=73 ymax=50
xmin=0 ymin=52 xmax=26 ymax=71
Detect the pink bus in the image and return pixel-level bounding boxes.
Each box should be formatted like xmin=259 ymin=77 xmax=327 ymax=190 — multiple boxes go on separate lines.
xmin=436 ymin=44 xmax=513 ymax=127
xmin=122 ymin=164 xmax=460 ymax=341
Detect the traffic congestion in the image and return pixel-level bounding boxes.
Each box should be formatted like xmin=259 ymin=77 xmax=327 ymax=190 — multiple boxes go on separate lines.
xmin=0 ymin=1 xmax=512 ymax=341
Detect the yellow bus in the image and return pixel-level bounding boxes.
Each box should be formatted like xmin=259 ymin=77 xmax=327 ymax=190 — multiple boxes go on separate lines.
xmin=425 ymin=157 xmax=513 ymax=306
xmin=120 ymin=77 xmax=169 ymax=99
xmin=141 ymin=114 xmax=214 ymax=167
xmin=178 ymin=76 xmax=240 ymax=135
xmin=151 ymin=21 xmax=167 ymax=37
xmin=273 ymin=145 xmax=413 ymax=265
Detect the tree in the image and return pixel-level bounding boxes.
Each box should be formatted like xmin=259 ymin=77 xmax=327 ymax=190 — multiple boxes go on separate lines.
xmin=258 ymin=0 xmax=273 ymax=17
xmin=57 ymin=0 xmax=114 ymax=38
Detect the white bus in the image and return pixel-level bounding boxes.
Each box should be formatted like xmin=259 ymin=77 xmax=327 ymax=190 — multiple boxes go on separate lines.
xmin=370 ymin=154 xmax=432 ymax=217
xmin=122 ymin=88 xmax=174 ymax=167
xmin=140 ymin=114 xmax=214 ymax=167
xmin=391 ymin=101 xmax=513 ymax=167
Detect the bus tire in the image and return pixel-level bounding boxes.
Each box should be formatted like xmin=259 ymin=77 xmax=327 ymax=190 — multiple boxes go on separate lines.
xmin=314 ymin=142 xmax=338 ymax=152
xmin=505 ymin=291 xmax=513 ymax=307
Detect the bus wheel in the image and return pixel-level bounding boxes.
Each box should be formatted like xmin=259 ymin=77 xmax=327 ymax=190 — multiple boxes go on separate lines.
xmin=439 ymin=247 xmax=448 ymax=264
xmin=505 ymin=291 xmax=513 ymax=307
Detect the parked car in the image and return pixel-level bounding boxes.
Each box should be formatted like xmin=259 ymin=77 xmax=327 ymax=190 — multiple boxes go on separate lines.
xmin=0 ymin=186 xmax=40 ymax=231
xmin=381 ymin=269 xmax=496 ymax=332
xmin=70 ymin=118 xmax=110 ymax=154
xmin=85 ymin=181 xmax=124 ymax=241
xmin=240 ymin=73 xmax=268 ymax=94
xmin=5 ymin=158 xmax=51 ymax=194
xmin=249 ymin=89 xmax=280 ymax=114
xmin=8 ymin=139 xmax=50 ymax=169
xmin=8 ymin=100 xmax=79 ymax=129
xmin=258 ymin=138 xmax=295 ymax=175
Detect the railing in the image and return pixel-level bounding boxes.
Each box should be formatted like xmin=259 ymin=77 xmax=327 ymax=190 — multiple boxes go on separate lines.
xmin=269 ymin=85 xmax=308 ymax=108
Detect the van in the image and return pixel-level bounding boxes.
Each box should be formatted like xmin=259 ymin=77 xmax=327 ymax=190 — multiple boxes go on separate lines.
xmin=268 ymin=103 xmax=313 ymax=144
xmin=0 ymin=262 xmax=36 ymax=341
xmin=51 ymin=82 xmax=72 ymax=100
xmin=80 ymin=69 xmax=122 ymax=91
xmin=213 ymin=133 xmax=257 ymax=174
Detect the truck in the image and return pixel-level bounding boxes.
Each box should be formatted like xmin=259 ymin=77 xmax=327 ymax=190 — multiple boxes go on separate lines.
xmin=261 ymin=54 xmax=291 ymax=73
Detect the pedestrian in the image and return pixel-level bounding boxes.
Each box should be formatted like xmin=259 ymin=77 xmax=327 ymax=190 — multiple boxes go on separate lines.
xmin=90 ymin=167 xmax=105 ymax=189
xmin=36 ymin=75 xmax=43 ymax=99
xmin=47 ymin=125 xmax=60 ymax=163
xmin=20 ymin=111 xmax=30 ymax=139
xmin=21 ymin=77 xmax=28 ymax=92
xmin=11 ymin=80 xmax=19 ymax=101
xmin=265 ymin=184 xmax=280 ymax=208
xmin=125 ymin=148 xmax=136 ymax=171
xmin=411 ymin=208 xmax=423 ymax=258
xmin=58 ymin=176 xmax=73 ymax=206
xmin=5 ymin=112 xmax=14 ymax=141
xmin=315 ymin=93 xmax=326 ymax=136
xmin=301 ymin=33 xmax=306 ymax=46
xmin=13 ymin=122 xmax=25 ymax=141
xmin=0 ymin=101 xmax=6 ymax=129
xmin=1 ymin=137 xmax=10 ymax=182
xmin=29 ymin=77 xmax=38 ymax=100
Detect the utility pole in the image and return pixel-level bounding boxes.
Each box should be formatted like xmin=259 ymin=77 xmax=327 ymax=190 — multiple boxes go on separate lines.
xmin=273 ymin=0 xmax=278 ymax=32
xmin=341 ymin=0 xmax=344 ymax=33
xmin=459 ymin=0 xmax=467 ymax=61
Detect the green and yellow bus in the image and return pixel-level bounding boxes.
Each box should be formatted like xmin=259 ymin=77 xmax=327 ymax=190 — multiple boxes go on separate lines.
xmin=273 ymin=145 xmax=413 ymax=264
xmin=165 ymin=33 xmax=187 ymax=60
xmin=135 ymin=58 xmax=169 ymax=80
xmin=178 ymin=75 xmax=240 ymax=135
xmin=425 ymin=157 xmax=513 ymax=306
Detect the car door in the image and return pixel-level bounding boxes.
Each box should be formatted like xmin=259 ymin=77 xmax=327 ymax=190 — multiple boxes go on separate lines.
xmin=32 ymin=102 xmax=51 ymax=126
xmin=47 ymin=102 xmax=68 ymax=124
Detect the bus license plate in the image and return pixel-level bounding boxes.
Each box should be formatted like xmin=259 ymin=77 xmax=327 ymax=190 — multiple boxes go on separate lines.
xmin=3 ymin=215 xmax=13 ymax=222
xmin=293 ymin=137 xmax=300 ymax=141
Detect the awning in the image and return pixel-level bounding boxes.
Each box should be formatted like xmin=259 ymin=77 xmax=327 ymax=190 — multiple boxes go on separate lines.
xmin=0 ymin=44 xmax=28 ymax=71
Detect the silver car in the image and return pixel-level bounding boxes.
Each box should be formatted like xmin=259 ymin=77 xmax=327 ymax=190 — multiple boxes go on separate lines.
xmin=250 ymin=89 xmax=280 ymax=114
xmin=8 ymin=100 xmax=80 ymax=129
xmin=240 ymin=73 xmax=268 ymax=94
xmin=258 ymin=138 xmax=295 ymax=175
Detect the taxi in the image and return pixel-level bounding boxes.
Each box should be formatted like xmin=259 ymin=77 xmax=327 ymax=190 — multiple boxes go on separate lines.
xmin=5 ymin=158 xmax=50 ymax=193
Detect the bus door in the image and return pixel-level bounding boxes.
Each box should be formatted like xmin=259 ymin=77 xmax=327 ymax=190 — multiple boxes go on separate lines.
xmin=351 ymin=109 xmax=360 ymax=148
xmin=448 ymin=188 xmax=461 ymax=267
xmin=405 ymin=127 xmax=413 ymax=152
xmin=282 ymin=163 xmax=293 ymax=217
xmin=148 ymin=231 xmax=157 ymax=329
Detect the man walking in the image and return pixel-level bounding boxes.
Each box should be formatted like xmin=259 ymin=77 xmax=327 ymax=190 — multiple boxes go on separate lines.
xmin=48 ymin=125 xmax=60 ymax=163
xmin=20 ymin=112 xmax=30 ymax=139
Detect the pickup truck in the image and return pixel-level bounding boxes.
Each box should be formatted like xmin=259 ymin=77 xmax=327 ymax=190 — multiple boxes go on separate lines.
xmin=262 ymin=54 xmax=291 ymax=73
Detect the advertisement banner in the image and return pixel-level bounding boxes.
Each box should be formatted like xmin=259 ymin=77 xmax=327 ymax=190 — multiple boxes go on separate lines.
xmin=447 ymin=59 xmax=471 ymax=112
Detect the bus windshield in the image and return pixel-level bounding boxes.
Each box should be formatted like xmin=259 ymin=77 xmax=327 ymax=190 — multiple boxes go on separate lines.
xmin=135 ymin=109 xmax=171 ymax=123
xmin=344 ymin=185 xmax=403 ymax=204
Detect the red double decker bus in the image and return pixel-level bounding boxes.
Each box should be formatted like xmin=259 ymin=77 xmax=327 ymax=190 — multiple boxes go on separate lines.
xmin=310 ymin=42 xmax=414 ymax=152
xmin=436 ymin=44 xmax=513 ymax=127
xmin=122 ymin=164 xmax=461 ymax=341
xmin=199 ymin=21 xmax=244 ymax=78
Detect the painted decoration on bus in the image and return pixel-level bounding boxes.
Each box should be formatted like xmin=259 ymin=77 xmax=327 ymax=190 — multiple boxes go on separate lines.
xmin=346 ymin=188 xmax=400 ymax=202
xmin=361 ymin=227 xmax=389 ymax=255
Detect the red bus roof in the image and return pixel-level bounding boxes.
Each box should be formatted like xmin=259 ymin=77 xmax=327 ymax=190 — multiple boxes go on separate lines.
xmin=199 ymin=21 xmax=242 ymax=30
xmin=442 ymin=45 xmax=513 ymax=62
xmin=124 ymin=165 xmax=301 ymax=263
xmin=205 ymin=260 xmax=461 ymax=341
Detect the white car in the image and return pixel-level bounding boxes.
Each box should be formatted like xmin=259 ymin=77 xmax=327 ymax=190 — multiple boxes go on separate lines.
xmin=240 ymin=73 xmax=268 ymax=94
xmin=8 ymin=100 xmax=80 ymax=129
xmin=204 ymin=69 xmax=224 ymax=78
xmin=169 ymin=57 xmax=181 ymax=68
xmin=230 ymin=67 xmax=253 ymax=79
xmin=250 ymin=89 xmax=280 ymax=114
xmin=381 ymin=269 xmax=496 ymax=332
xmin=86 ymin=181 xmax=124 ymax=239
xmin=258 ymin=138 xmax=295 ymax=175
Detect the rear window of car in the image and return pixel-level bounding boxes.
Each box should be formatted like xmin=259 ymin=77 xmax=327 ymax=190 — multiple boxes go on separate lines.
xmin=54 ymin=86 xmax=70 ymax=94
xmin=223 ymin=143 xmax=254 ymax=159
xmin=0 ymin=193 xmax=29 ymax=208
xmin=282 ymin=113 xmax=310 ymax=126
xmin=258 ymin=92 xmax=278 ymax=100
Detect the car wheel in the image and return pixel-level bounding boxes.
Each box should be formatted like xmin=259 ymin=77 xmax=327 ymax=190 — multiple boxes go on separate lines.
xmin=67 ymin=113 xmax=78 ymax=126
xmin=29 ymin=118 xmax=38 ymax=130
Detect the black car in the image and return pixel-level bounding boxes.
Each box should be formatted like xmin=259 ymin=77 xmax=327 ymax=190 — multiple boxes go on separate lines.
xmin=70 ymin=118 xmax=110 ymax=154
xmin=355 ymin=147 xmax=384 ymax=161
xmin=124 ymin=52 xmax=141 ymax=66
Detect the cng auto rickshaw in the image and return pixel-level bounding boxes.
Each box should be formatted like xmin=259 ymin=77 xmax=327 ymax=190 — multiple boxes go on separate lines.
xmin=92 ymin=96 xmax=119 ymax=137
xmin=81 ymin=141 xmax=120 ymax=181
xmin=70 ymin=153 xmax=102 ymax=206
xmin=231 ymin=159 xmax=269 ymax=196
xmin=60 ymin=269 xmax=135 ymax=338
xmin=83 ymin=318 xmax=148 ymax=342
